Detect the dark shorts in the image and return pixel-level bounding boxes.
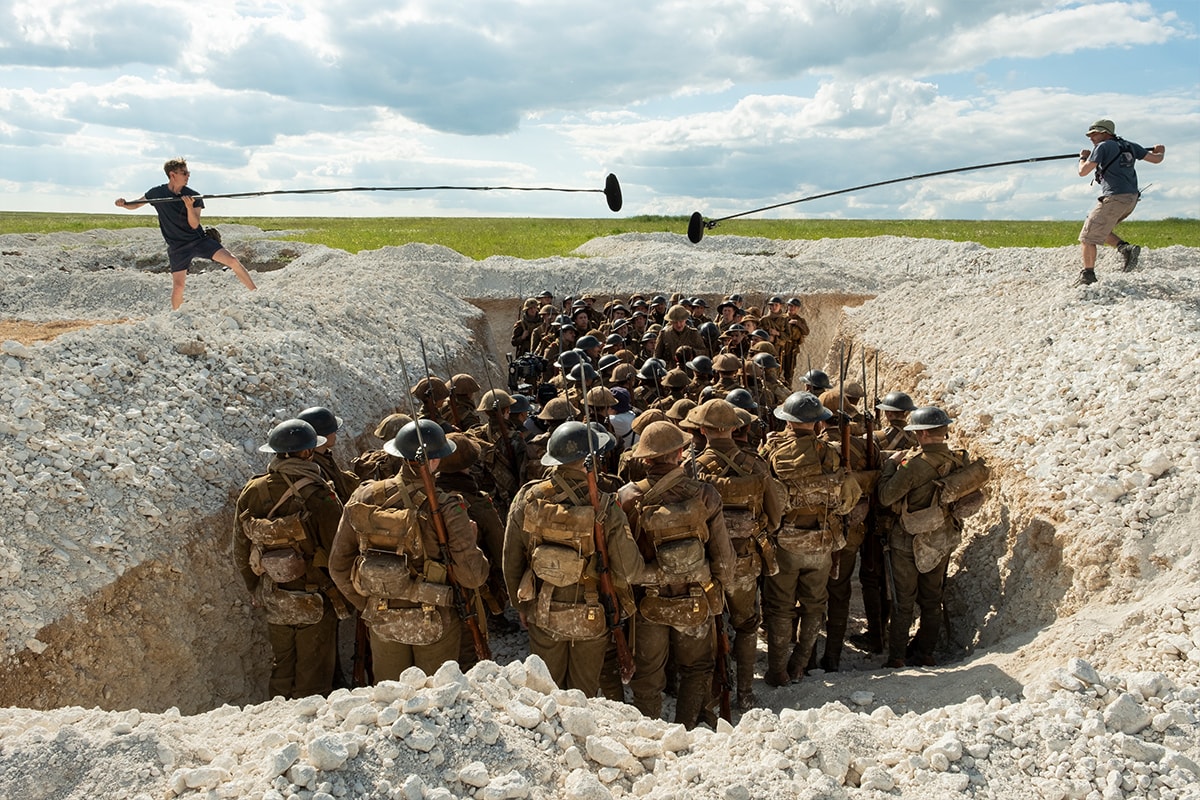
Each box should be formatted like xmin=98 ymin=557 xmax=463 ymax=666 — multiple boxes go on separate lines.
xmin=167 ymin=236 xmax=224 ymax=272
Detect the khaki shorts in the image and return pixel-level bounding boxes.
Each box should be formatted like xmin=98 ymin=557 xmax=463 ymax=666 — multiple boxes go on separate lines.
xmin=1079 ymin=193 xmax=1138 ymax=245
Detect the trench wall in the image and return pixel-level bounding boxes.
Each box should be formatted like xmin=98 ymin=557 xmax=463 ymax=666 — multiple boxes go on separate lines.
xmin=0 ymin=293 xmax=1066 ymax=712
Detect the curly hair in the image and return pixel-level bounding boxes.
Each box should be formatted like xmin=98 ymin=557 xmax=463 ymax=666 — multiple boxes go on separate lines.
xmin=162 ymin=158 xmax=188 ymax=176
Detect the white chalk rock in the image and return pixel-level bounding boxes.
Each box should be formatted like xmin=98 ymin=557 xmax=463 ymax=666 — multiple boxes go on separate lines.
xmin=458 ymin=760 xmax=491 ymax=788
xmin=661 ymin=723 xmax=690 ymax=753
xmin=263 ymin=742 xmax=301 ymax=777
xmin=182 ymin=766 xmax=229 ymax=790
xmin=859 ymin=766 xmax=895 ymax=791
xmin=1138 ymin=449 xmax=1172 ymax=478
xmin=1 ymin=340 xmax=34 ymax=358
xmin=559 ymin=706 xmax=598 ymax=738
xmin=849 ymin=691 xmax=875 ymax=707
xmin=586 ymin=735 xmax=634 ymax=768
xmin=482 ymin=771 xmax=531 ymax=800
xmin=307 ymin=734 xmax=349 ymax=771
xmin=565 ymin=769 xmax=613 ymax=800
xmin=506 ymin=699 xmax=543 ymax=729
xmin=1104 ymin=693 xmax=1153 ymax=735
xmin=1113 ymin=733 xmax=1166 ymax=763
xmin=1067 ymin=658 xmax=1102 ymax=686
xmin=524 ymin=654 xmax=558 ymax=694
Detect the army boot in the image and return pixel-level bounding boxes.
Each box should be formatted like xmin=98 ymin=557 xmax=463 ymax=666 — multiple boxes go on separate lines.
xmin=788 ymin=613 xmax=824 ymax=681
xmin=764 ymin=617 xmax=794 ymax=687
xmin=734 ymin=631 xmax=758 ymax=709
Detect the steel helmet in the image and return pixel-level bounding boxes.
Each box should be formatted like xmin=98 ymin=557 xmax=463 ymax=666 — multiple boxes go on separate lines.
xmin=637 ymin=359 xmax=668 ymax=380
xmin=801 ymin=369 xmax=833 ymax=391
xmin=752 ymin=352 xmax=780 ymax=370
xmin=687 ymin=354 xmax=714 ymax=375
xmin=557 ymin=348 xmax=585 ymax=373
xmin=259 ymin=419 xmax=325 ymax=454
xmin=725 ymin=388 xmax=758 ymax=412
xmin=373 ymin=412 xmax=413 ymax=441
xmin=630 ymin=420 xmax=689 ymax=459
xmin=385 ymin=419 xmax=457 ymax=460
xmin=476 ymin=389 xmax=515 ymax=412
xmin=537 ymin=396 xmax=577 ymax=421
xmin=413 ymin=377 xmax=451 ymax=403
xmin=297 ymin=406 xmax=343 ymax=436
xmin=767 ymin=295 xmax=784 ymax=305
xmin=665 ymin=304 xmax=691 ymax=322
xmin=691 ymin=398 xmax=741 ymax=431
xmin=568 ymin=362 xmax=600 ymax=385
xmin=576 ymin=335 xmax=602 ymax=351
xmin=605 ymin=333 xmax=624 ymax=347
xmin=905 ymin=406 xmax=955 ymax=431
xmin=713 ymin=353 xmax=742 ymax=373
xmin=663 ymin=368 xmax=691 ymax=388
xmin=877 ymin=391 xmax=917 ymax=413
xmin=542 ymin=420 xmax=614 ymax=466
xmin=774 ymin=391 xmax=833 ymax=424
xmin=448 ymin=373 xmax=480 ymax=395
xmin=597 ymin=353 xmax=621 ymax=374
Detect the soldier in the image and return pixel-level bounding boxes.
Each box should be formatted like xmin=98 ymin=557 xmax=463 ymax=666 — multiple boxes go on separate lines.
xmin=234 ymin=419 xmax=346 ymax=699
xmin=617 ymin=421 xmax=734 ymax=726
xmin=876 ymin=407 xmax=988 ymax=668
xmin=298 ymin=406 xmax=362 ymax=504
xmin=329 ymin=420 xmax=490 ymax=679
xmin=712 ymin=353 xmax=743 ymax=393
xmin=442 ymin=374 xmax=483 ymax=431
xmin=760 ymin=392 xmax=861 ymax=685
xmin=503 ymin=420 xmax=657 ymax=697
xmin=720 ymin=324 xmax=751 ymax=359
xmin=815 ymin=393 xmax=875 ymax=672
xmin=437 ymin=433 xmax=515 ymax=646
xmin=725 ymin=388 xmax=764 ymax=450
xmin=648 ymin=295 xmax=669 ymax=327
xmin=800 ymin=368 xmax=833 ymax=397
xmin=411 ymin=376 xmax=453 ymax=431
xmin=845 ymin=390 xmax=918 ymax=655
xmin=512 ymin=298 xmax=544 ymax=357
xmin=684 ymin=354 xmax=715 ymax=399
xmin=468 ymin=389 xmax=527 ymax=516
xmin=526 ymin=396 xmax=577 ymax=481
xmin=652 ymin=305 xmax=704 ymax=364
xmin=633 ymin=358 xmax=668 ymax=410
xmin=650 ymin=368 xmax=692 ymax=413
xmin=779 ymin=299 xmax=810 ymax=385
xmin=350 ymin=413 xmax=412 ymax=482
xmin=609 ymin=387 xmax=637 ymax=451
xmin=689 ymin=297 xmax=712 ymax=326
xmin=690 ymin=400 xmax=783 ymax=710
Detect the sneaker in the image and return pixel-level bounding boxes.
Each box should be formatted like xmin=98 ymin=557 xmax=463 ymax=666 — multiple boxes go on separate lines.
xmin=1074 ymin=269 xmax=1097 ymax=286
xmin=1118 ymin=243 xmax=1141 ymax=272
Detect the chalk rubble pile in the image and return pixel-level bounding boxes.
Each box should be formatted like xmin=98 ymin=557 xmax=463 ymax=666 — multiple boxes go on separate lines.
xmin=1 ymin=644 xmax=1199 ymax=800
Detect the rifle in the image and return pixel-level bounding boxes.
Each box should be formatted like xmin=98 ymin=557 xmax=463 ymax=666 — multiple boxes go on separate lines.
xmin=581 ymin=384 xmax=636 ymax=683
xmin=402 ymin=339 xmax=492 ymax=661
xmin=439 ymin=340 xmax=464 ymax=430
xmin=352 ymin=614 xmax=372 ymax=687
xmin=479 ymin=350 xmax=519 ymax=477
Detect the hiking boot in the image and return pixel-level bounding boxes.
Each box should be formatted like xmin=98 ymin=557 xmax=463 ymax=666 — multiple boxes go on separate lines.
xmin=1074 ymin=269 xmax=1097 ymax=286
xmin=764 ymin=670 xmax=792 ymax=688
xmin=1118 ymin=243 xmax=1141 ymax=272
xmin=735 ymin=689 xmax=758 ymax=711
xmin=848 ymin=632 xmax=884 ymax=654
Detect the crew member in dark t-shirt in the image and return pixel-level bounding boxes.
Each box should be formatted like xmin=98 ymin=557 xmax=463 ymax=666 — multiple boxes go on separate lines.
xmin=116 ymin=158 xmax=257 ymax=309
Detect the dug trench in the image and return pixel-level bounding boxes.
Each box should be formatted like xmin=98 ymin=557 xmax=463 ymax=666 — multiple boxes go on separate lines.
xmin=0 ymin=292 xmax=1067 ymax=717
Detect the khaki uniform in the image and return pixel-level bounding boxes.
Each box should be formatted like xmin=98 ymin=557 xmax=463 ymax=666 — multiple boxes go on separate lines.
xmin=467 ymin=417 xmax=527 ymax=514
xmin=619 ymin=464 xmax=735 ymax=727
xmin=693 ymin=438 xmax=783 ymax=706
xmin=759 ymin=311 xmax=788 ymax=344
xmin=503 ymin=465 xmax=655 ymax=697
xmin=233 ymin=457 xmax=345 ymax=699
xmin=760 ymin=428 xmax=860 ymax=683
xmin=328 ymin=464 xmax=489 ymax=680
xmin=653 ymin=325 xmax=706 ymax=363
xmin=876 ymin=442 xmax=972 ymax=665
xmin=312 ymin=449 xmax=362 ymax=504
xmin=349 ymin=449 xmax=402 ymax=483
xmin=778 ymin=314 xmax=810 ymax=385
xmin=441 ymin=395 xmax=481 ymax=432
xmin=511 ymin=312 xmax=543 ymax=357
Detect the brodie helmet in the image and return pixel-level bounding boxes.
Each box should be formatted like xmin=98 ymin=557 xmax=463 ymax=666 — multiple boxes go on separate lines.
xmin=801 ymin=369 xmax=833 ymax=391
xmin=905 ymin=406 xmax=955 ymax=431
xmin=385 ymin=419 xmax=456 ymax=461
xmin=297 ymin=406 xmax=343 ymax=436
xmin=774 ymin=391 xmax=833 ymax=424
xmin=877 ymin=391 xmax=917 ymax=413
xmin=259 ymin=419 xmax=325 ymax=454
xmin=725 ymin=387 xmax=758 ymax=412
xmin=542 ymin=420 xmax=614 ymax=466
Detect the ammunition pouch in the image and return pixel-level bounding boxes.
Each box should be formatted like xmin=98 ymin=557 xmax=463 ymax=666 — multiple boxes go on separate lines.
xmin=730 ymin=549 xmax=763 ymax=592
xmin=788 ymin=470 xmax=846 ymax=510
xmin=775 ymin=523 xmax=834 ymax=556
xmin=363 ymin=598 xmax=449 ymax=645
xmin=242 ymin=510 xmax=312 ymax=583
xmin=533 ymin=584 xmax=607 ymax=641
xmin=639 ymin=583 xmax=721 ymax=631
xmin=257 ymin=581 xmax=325 ymax=627
xmin=656 ymin=537 xmax=706 ymax=578
xmin=352 ymin=553 xmax=454 ymax=607
xmin=899 ymin=497 xmax=949 ymax=536
xmin=257 ymin=548 xmax=308 ymax=584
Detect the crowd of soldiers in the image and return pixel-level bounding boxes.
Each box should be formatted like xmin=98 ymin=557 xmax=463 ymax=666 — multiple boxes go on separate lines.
xmin=233 ymin=290 xmax=991 ymax=729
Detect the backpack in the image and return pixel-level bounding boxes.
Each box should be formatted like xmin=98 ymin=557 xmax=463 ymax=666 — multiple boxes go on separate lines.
xmin=240 ymin=475 xmax=317 ymax=584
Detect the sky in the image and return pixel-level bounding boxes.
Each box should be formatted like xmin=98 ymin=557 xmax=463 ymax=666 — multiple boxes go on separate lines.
xmin=1 ymin=0 xmax=1197 ymax=224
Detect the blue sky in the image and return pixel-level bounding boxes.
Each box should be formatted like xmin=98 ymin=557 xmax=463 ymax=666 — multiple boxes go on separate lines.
xmin=1 ymin=0 xmax=1197 ymax=222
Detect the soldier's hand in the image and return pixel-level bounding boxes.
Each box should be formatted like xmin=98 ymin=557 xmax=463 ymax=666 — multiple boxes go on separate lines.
xmin=1079 ymin=148 xmax=1091 ymax=160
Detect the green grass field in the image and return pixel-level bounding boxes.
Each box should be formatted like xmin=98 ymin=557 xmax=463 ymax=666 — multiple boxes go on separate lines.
xmin=2 ymin=212 xmax=1196 ymax=261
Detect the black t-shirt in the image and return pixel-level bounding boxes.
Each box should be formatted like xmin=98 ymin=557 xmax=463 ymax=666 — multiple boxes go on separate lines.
xmin=145 ymin=184 xmax=206 ymax=249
